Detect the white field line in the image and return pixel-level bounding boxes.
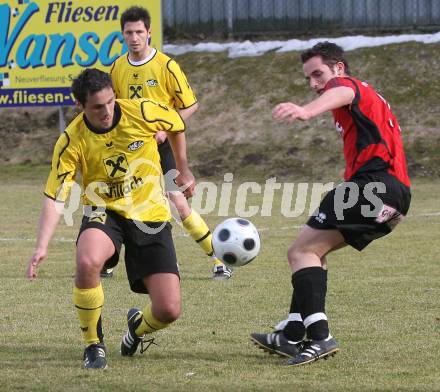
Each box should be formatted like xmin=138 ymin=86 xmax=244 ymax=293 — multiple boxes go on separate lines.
xmin=1 ymin=212 xmax=438 ymax=243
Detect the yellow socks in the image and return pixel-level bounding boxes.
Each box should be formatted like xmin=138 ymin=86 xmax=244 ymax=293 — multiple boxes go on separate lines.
xmin=182 ymin=209 xmax=215 ymax=257
xmin=211 ymin=255 xmax=224 ymax=267
xmin=73 ymin=284 xmax=104 ymax=346
xmin=135 ymin=305 xmax=170 ymax=336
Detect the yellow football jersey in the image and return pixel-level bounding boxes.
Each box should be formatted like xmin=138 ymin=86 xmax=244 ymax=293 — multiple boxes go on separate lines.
xmin=45 ymin=99 xmax=185 ymax=222
xmin=110 ymin=49 xmax=197 ymax=109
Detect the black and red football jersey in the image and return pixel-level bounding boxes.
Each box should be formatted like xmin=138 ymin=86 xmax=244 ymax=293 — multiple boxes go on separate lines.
xmin=324 ymin=77 xmax=410 ymax=187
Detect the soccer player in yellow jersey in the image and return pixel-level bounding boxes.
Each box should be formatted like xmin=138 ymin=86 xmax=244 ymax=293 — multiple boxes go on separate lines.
xmin=26 ymin=68 xmax=195 ymax=369
xmin=109 ymin=6 xmax=232 ymax=280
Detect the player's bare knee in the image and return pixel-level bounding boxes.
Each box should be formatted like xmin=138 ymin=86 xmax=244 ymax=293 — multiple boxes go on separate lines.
xmin=168 ymin=192 xmax=191 ymax=219
xmin=76 ymin=253 xmax=103 ymax=273
xmin=287 ymin=244 xmax=322 ymax=270
xmin=287 ymin=244 xmax=303 ymax=264
xmin=155 ymin=302 xmax=181 ymax=323
xmin=175 ymin=200 xmax=191 ymax=219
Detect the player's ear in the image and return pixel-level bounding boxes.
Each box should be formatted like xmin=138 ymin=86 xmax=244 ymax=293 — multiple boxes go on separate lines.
xmin=335 ymin=61 xmax=345 ymax=76
xmin=74 ymin=100 xmax=83 ymax=112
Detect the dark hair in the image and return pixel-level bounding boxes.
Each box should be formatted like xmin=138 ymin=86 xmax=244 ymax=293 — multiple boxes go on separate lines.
xmin=301 ymin=41 xmax=350 ymax=74
xmin=71 ymin=68 xmax=113 ymax=106
xmin=120 ymin=6 xmax=151 ymax=31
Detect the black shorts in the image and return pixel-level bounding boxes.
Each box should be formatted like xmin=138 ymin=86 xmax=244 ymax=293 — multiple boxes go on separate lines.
xmin=158 ymin=140 xmax=180 ymax=192
xmin=78 ymin=209 xmax=179 ymax=294
xmin=307 ymin=171 xmax=411 ymax=251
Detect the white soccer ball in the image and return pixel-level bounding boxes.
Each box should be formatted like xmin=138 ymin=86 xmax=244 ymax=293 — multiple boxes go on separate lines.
xmin=212 ymin=218 xmax=260 ymax=267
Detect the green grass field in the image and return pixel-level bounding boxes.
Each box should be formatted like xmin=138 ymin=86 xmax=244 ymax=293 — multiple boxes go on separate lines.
xmin=0 ymin=169 xmax=439 ymax=392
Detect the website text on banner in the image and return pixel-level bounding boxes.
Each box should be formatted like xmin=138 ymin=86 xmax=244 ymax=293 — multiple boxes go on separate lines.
xmin=0 ymin=0 xmax=162 ymax=107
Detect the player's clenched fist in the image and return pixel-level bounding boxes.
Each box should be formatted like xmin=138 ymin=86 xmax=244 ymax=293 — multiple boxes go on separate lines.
xmin=272 ymin=102 xmax=310 ymax=123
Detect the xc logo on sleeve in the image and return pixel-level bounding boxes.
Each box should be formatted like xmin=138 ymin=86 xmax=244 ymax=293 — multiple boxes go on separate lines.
xmin=129 ymin=84 xmax=143 ymax=99
xmin=104 ymin=154 xmax=129 ymax=178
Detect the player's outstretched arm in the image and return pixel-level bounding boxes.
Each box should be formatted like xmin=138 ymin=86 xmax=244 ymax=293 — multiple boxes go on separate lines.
xmin=166 ymin=132 xmax=196 ymax=198
xmin=273 ymin=86 xmax=354 ymax=123
xmin=27 ymin=196 xmax=63 ymax=281
xmin=179 ymin=102 xmax=199 ymax=121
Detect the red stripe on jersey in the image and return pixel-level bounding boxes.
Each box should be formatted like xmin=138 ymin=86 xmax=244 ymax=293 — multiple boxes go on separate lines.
xmin=324 ymin=77 xmax=410 ymax=187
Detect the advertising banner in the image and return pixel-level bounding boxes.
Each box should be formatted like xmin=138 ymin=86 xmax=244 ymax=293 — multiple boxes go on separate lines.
xmin=0 ymin=0 xmax=162 ymax=107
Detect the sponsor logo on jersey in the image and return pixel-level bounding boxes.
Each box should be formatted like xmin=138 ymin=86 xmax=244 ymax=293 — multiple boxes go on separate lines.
xmin=133 ymin=73 xmax=139 ymax=79
xmin=105 ymin=141 xmax=113 ymax=148
xmin=146 ymin=79 xmax=158 ymax=87
xmin=102 ymin=175 xmax=145 ymax=199
xmin=129 ymin=84 xmax=143 ymax=99
xmin=315 ymin=212 xmax=327 ymax=223
xmin=103 ymin=153 xmax=129 ymax=178
xmin=128 ymin=140 xmax=144 ymax=151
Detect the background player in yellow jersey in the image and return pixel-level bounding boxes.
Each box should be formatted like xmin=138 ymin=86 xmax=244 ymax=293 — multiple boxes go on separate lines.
xmin=109 ymin=6 xmax=232 ymax=280
xmin=26 ymin=68 xmax=195 ymax=369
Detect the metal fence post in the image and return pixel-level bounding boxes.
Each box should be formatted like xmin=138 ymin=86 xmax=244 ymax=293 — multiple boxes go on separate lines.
xmin=225 ymin=0 xmax=234 ymax=37
xmin=58 ymin=106 xmax=65 ymax=133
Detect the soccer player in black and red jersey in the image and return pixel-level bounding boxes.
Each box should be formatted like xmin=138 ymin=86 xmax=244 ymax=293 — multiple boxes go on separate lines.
xmin=251 ymin=41 xmax=411 ymax=366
